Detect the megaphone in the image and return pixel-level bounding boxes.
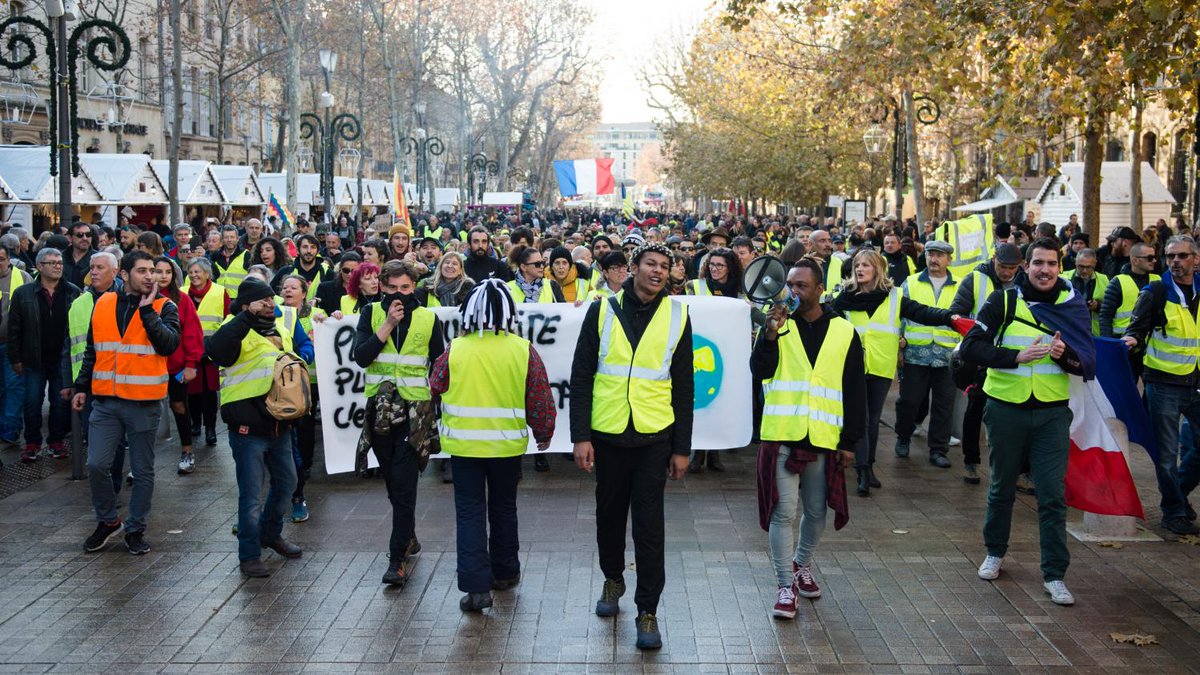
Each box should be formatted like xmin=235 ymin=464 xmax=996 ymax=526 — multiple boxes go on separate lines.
xmin=741 ymin=255 xmax=789 ymax=304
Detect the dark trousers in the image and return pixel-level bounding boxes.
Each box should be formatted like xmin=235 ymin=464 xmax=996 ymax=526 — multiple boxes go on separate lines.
xmin=594 ymin=438 xmax=671 ymax=614
xmin=451 ymin=455 xmax=522 ymax=593
xmin=22 ymin=365 xmax=67 ymax=446
xmin=855 ymin=375 xmax=893 ymax=468
xmin=189 ymin=391 xmax=218 ymax=435
xmin=982 ymin=400 xmax=1071 ymax=582
xmin=961 ymin=385 xmax=987 ymax=465
xmin=292 ymin=391 xmax=318 ymax=500
xmin=895 ymin=363 xmax=955 ymax=454
xmin=373 ymin=428 xmax=420 ymax=560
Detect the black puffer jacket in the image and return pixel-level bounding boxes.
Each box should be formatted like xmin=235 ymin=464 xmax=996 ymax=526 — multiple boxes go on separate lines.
xmin=6 ymin=280 xmax=81 ymax=368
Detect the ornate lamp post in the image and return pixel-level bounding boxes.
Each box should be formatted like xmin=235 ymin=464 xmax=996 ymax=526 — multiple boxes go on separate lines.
xmin=468 ymin=152 xmax=497 ymax=205
xmin=402 ymin=101 xmax=444 ymax=213
xmin=298 ymin=49 xmax=361 ymax=226
xmin=864 ymin=94 xmax=940 ymax=219
xmin=1 ymin=1 xmax=129 ymax=480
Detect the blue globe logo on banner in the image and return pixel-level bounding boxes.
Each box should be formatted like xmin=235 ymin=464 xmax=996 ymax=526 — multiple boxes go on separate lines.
xmin=692 ymin=334 xmax=723 ymax=409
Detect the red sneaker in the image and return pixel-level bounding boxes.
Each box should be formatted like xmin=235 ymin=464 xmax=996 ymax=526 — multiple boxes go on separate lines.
xmin=772 ymin=585 xmax=797 ymax=619
xmin=20 ymin=444 xmax=40 ymax=463
xmin=793 ymin=562 xmax=821 ymax=599
xmin=48 ymin=443 xmax=68 ymax=460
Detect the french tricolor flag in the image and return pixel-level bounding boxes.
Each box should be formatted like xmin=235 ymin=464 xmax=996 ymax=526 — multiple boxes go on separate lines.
xmin=553 ymin=158 xmax=615 ymax=197
xmin=1065 ymin=338 xmax=1151 ymax=519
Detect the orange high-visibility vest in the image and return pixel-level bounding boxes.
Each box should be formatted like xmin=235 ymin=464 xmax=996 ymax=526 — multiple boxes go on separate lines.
xmin=91 ymin=293 xmax=170 ymax=400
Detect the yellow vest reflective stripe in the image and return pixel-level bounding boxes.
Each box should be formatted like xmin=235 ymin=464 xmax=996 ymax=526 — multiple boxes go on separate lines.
xmin=219 ymin=309 xmax=296 ymax=404
xmin=1061 ymin=270 xmax=1109 ymax=336
xmin=299 ymin=312 xmax=318 ymax=384
xmin=1144 ymin=276 xmax=1200 ymax=375
xmin=439 ymin=331 xmax=530 ymax=457
xmin=195 ymin=283 xmax=227 ymax=338
xmin=364 ymin=304 xmax=435 ymax=400
xmin=759 ymin=316 xmax=853 ymax=449
xmin=902 ymin=276 xmax=958 ymax=348
xmin=572 ymin=277 xmax=589 ymax=299
xmin=506 ymin=279 xmax=555 ymax=303
xmin=821 ymin=256 xmax=844 ymax=302
xmin=1113 ymin=273 xmax=1160 ymax=332
xmin=301 ymin=265 xmax=324 ymax=300
xmin=214 ymin=251 xmax=249 ymax=298
xmin=591 ymin=292 xmax=687 ymax=434
xmin=970 ymin=271 xmax=995 ymax=319
xmin=687 ymin=279 xmax=712 ymax=296
xmin=983 ymin=290 xmax=1070 ymax=403
xmin=846 ymin=287 xmax=902 ymax=379
xmin=67 ymin=292 xmax=95 ymax=381
xmin=941 ymin=213 xmax=994 ymax=280
xmin=590 ymin=267 xmax=604 ymax=289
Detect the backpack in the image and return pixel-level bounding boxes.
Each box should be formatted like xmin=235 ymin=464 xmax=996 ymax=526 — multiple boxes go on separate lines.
xmin=265 ymin=352 xmax=312 ymax=420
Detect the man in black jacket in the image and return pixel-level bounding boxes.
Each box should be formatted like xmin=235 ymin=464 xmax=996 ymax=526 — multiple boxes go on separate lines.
xmin=7 ymin=247 xmax=80 ymax=462
xmin=570 ymin=242 xmax=693 ymax=651
xmin=62 ymin=221 xmax=96 ymax=289
xmin=464 ymin=226 xmax=512 ymax=283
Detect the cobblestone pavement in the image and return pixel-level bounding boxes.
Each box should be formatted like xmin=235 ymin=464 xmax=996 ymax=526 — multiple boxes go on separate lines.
xmin=1 ymin=388 xmax=1200 ymax=673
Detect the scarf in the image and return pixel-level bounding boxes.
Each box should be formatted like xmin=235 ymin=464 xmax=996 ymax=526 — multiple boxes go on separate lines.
xmin=435 ymin=277 xmax=470 ymax=307
xmin=704 ymin=274 xmax=739 ymax=297
xmin=547 ymin=265 xmax=580 ymax=301
xmin=516 ymin=273 xmax=543 ymax=302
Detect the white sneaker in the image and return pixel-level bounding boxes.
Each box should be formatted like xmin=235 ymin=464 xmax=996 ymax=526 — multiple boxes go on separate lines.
xmin=977 ymin=555 xmax=1003 ymax=580
xmin=1043 ymin=580 xmax=1075 ymax=605
xmin=913 ymin=425 xmax=926 ymax=437
xmin=178 ymin=452 xmax=195 ymax=474
xmin=949 ymin=436 xmax=961 ymax=446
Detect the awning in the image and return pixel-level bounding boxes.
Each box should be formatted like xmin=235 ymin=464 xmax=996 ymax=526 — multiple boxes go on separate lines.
xmin=951 ymin=195 xmax=1019 ymax=213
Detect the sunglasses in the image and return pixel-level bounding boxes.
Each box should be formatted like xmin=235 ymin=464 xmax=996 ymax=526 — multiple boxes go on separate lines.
xmin=1166 ymin=252 xmax=1192 ymax=260
xmin=524 ymin=261 xmax=545 ymax=268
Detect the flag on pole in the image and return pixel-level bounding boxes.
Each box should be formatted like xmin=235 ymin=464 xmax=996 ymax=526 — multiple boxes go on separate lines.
xmin=620 ymin=183 xmax=635 ymax=220
xmin=267 ymin=192 xmax=293 ymax=230
xmin=553 ymin=158 xmax=615 ymax=197
xmin=392 ymin=167 xmax=409 ymax=227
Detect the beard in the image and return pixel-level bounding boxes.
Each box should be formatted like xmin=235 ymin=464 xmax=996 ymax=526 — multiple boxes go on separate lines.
xmin=471 ymin=248 xmax=488 ymax=259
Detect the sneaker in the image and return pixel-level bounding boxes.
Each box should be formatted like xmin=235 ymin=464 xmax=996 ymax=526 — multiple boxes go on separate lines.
xmin=125 ymin=472 xmax=134 ymax=486
xmin=459 ymin=591 xmax=493 ymax=612
xmin=190 ymin=423 xmax=201 ymax=438
xmin=1043 ymin=580 xmax=1075 ymax=606
xmin=292 ymin=500 xmax=309 ymax=523
xmin=1016 ymin=473 xmax=1036 ymax=495
xmin=792 ymin=562 xmax=821 ymax=598
xmin=772 ymin=585 xmax=797 ymax=619
xmin=125 ymin=531 xmax=151 ymax=555
xmin=491 ymin=574 xmax=521 ymax=591
xmin=382 ymin=559 xmax=409 ymax=585
xmin=963 ymin=464 xmax=980 ymax=485
xmin=894 ymin=439 xmax=910 ymax=458
xmin=240 ymin=558 xmax=270 ymax=577
xmin=929 ymin=452 xmax=951 ymax=468
xmin=1162 ymin=516 xmax=1200 ymax=536
xmin=177 ymin=452 xmax=195 ymax=474
xmin=406 ymin=536 xmax=421 ymax=557
xmin=913 ymin=425 xmax=926 ymax=437
xmin=949 ymin=436 xmax=962 ymax=446
xmin=20 ymin=444 xmax=39 ymax=463
xmin=534 ymin=455 xmax=550 ymax=472
xmin=634 ymin=612 xmax=662 ymax=650
xmin=595 ymin=578 xmax=626 ymax=617
xmin=205 ymin=431 xmax=217 ymax=447
xmin=84 ymin=519 xmax=123 ymax=552
xmin=978 ymin=555 xmax=1003 ymax=580
xmin=48 ymin=443 xmax=68 ymax=460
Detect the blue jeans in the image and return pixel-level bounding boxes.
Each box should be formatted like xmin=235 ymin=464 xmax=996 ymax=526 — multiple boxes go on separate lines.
xmin=87 ymin=398 xmax=159 ymax=533
xmin=1181 ymin=420 xmax=1200 ymax=496
xmin=768 ymin=447 xmax=827 ymax=587
xmin=451 ymin=455 xmax=522 ymax=593
xmin=1146 ymin=383 xmax=1200 ymax=520
xmin=0 ymin=344 xmax=23 ymax=441
xmin=230 ymin=431 xmax=296 ymax=561
xmin=22 ymin=364 xmax=66 ymax=446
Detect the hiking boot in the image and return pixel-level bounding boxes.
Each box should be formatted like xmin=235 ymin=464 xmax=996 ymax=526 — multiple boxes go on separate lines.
xmin=963 ymin=464 xmax=980 ymax=485
xmin=20 ymin=444 xmax=39 ymax=463
xmin=178 ymin=452 xmax=195 ymax=474
xmin=978 ymin=555 xmax=1003 ymax=580
xmin=240 ymin=558 xmax=270 ymax=577
xmin=124 ymin=531 xmax=151 ymax=555
xmin=84 ymin=519 xmax=123 ymax=552
xmin=929 ymin=452 xmax=951 ymax=468
xmin=48 ymin=443 xmax=67 ymax=460
xmin=491 ymin=574 xmax=521 ymax=591
xmin=856 ymin=469 xmax=870 ymax=497
xmin=406 ymin=536 xmax=422 ymax=557
xmin=772 ymin=586 xmax=797 ymax=619
xmin=1163 ymin=516 xmax=1200 ymax=536
xmin=687 ymin=453 xmax=704 ymax=474
xmin=534 ymin=455 xmax=550 ymax=472
xmin=1016 ymin=473 xmax=1037 ymax=495
xmin=894 ymin=439 xmax=910 ymax=458
xmin=595 ymin=578 xmax=626 ymax=617
xmin=459 ymin=592 xmax=493 ymax=612
xmin=262 ymin=538 xmax=302 ymax=559
xmin=1043 ymin=580 xmax=1075 ymax=606
xmin=792 ymin=563 xmax=821 ymax=599
xmin=291 ymin=500 xmax=309 ymax=523
xmin=635 ymin=612 xmax=662 ymax=650
xmin=382 ymin=559 xmax=408 ymax=586
xmin=706 ymin=450 xmax=725 ymax=472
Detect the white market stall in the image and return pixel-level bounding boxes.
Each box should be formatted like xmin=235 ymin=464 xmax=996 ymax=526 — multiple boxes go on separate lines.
xmin=953 ymin=174 xmax=1048 ymax=224
xmin=77 ymin=153 xmax=169 ymax=229
xmin=208 ymin=165 xmax=267 ymax=219
xmin=0 ymin=145 xmax=100 ymax=230
xmin=150 ymin=160 xmax=227 ymax=225
xmin=257 ymin=172 xmax=322 ymax=222
xmin=1035 ymin=162 xmax=1175 ymax=239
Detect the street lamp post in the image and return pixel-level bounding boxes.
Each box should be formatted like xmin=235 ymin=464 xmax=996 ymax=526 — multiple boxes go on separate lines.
xmin=298 ymin=51 xmax=361 ymax=230
xmin=403 ymin=101 xmax=444 ymax=213
xmin=1 ymin=2 xmax=130 ymax=480
xmin=468 ymin=152 xmax=498 ymax=205
xmin=863 ymin=94 xmax=939 ymax=219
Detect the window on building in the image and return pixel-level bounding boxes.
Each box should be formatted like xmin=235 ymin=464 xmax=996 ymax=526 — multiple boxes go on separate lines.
xmin=1140 ymin=131 xmax=1157 ymax=171
xmin=1171 ymin=130 xmax=1189 ymax=203
xmin=1105 ymin=138 xmax=1125 ymax=162
xmin=136 ymin=38 xmax=150 ymax=102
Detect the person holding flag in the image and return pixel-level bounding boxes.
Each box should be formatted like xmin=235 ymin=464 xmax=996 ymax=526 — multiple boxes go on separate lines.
xmin=960 ymin=237 xmax=1092 ymax=606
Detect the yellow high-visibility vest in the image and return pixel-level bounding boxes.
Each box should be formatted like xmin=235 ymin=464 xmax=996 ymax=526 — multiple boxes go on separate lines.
xmin=364 ymin=303 xmax=435 ymax=400
xmin=439 ymin=331 xmax=531 ymax=457
xmin=506 ymin=279 xmax=556 ymax=303
xmin=1145 ymin=276 xmax=1200 ymax=376
xmin=902 ymin=274 xmax=958 ymax=349
xmin=845 ymin=287 xmax=902 ymax=379
xmin=936 ymin=213 xmax=994 ymax=281
xmin=218 ymin=309 xmax=296 ymax=404
xmin=1111 ymin=273 xmax=1160 ymax=334
xmin=983 ymin=289 xmax=1070 ymax=404
xmin=759 ymin=316 xmax=854 ymax=450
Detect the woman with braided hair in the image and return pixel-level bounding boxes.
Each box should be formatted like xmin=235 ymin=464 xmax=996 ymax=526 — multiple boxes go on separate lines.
xmin=430 ymin=278 xmax=556 ymax=613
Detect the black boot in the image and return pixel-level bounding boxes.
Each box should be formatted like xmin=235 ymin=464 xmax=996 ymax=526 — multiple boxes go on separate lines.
xmin=867 ymin=465 xmax=881 ymax=489
xmin=706 ymin=450 xmax=725 ymax=472
xmin=687 ymin=453 xmax=704 ymax=474
xmin=856 ymin=468 xmax=870 ymax=496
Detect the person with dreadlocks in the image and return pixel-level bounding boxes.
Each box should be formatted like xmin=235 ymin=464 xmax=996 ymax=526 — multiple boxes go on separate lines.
xmin=353 ymin=260 xmax=444 ymax=587
xmin=569 ymin=241 xmax=694 ymax=651
xmin=430 ymin=278 xmax=555 ymax=612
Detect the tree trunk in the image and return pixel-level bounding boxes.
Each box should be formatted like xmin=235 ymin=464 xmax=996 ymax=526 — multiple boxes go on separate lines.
xmin=168 ymin=0 xmax=183 ymax=224
xmin=283 ymin=22 xmax=301 ymax=224
xmin=904 ymin=89 xmax=926 ymax=228
xmin=1081 ymin=109 xmax=1106 ymax=245
xmin=1130 ymin=99 xmax=1143 ymax=232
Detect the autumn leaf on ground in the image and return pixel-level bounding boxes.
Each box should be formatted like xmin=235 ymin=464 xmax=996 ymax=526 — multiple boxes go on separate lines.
xmin=1110 ymin=633 xmax=1158 ymax=646
xmin=1177 ymin=535 xmax=1200 ymax=546
xmin=1098 ymin=541 xmax=1123 ymax=549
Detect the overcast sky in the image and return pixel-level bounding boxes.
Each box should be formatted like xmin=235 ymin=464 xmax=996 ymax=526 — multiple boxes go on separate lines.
xmin=585 ymin=0 xmax=713 ymax=125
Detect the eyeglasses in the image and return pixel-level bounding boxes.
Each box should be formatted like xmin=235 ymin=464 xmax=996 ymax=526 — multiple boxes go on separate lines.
xmin=72 ymin=231 xmax=90 ymax=238
xmin=680 ymin=245 xmax=695 ymax=251
xmin=1166 ymin=252 xmax=1192 ymax=260
xmin=707 ymin=262 xmax=728 ymax=269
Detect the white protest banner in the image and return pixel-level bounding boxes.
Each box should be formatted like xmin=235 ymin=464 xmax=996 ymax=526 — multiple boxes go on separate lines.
xmin=315 ymin=296 xmax=752 ymax=474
